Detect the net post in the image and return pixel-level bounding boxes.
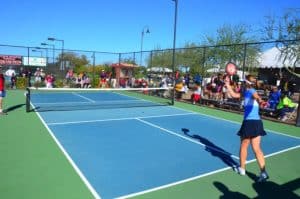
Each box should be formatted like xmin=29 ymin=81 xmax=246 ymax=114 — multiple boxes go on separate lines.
xmin=26 ymin=87 xmax=31 ymax=112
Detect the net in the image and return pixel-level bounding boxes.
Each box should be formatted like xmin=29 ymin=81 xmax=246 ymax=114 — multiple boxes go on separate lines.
xmin=26 ymin=87 xmax=174 ymax=112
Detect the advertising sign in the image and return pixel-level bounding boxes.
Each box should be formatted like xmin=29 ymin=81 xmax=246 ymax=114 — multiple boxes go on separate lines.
xmin=22 ymin=57 xmax=47 ymax=67
xmin=0 ymin=55 xmax=22 ymax=66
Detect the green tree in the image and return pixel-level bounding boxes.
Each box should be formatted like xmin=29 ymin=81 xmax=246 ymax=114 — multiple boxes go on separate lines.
xmin=204 ymin=24 xmax=260 ymax=71
xmin=57 ymin=52 xmax=90 ymax=73
xmin=148 ymin=49 xmax=173 ymax=68
xmin=175 ymin=43 xmax=204 ymax=76
xmin=263 ymin=9 xmax=300 ymax=77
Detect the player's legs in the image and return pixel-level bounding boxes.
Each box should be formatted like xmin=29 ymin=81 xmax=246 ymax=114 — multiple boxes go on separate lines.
xmin=0 ymin=97 xmax=3 ymax=113
xmin=240 ymin=137 xmax=250 ymax=169
xmin=251 ymin=135 xmax=269 ymax=181
xmin=250 ymin=136 xmax=265 ymax=171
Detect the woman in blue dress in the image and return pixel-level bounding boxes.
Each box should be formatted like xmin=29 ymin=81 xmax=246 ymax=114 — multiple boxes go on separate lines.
xmin=225 ymin=75 xmax=269 ymax=182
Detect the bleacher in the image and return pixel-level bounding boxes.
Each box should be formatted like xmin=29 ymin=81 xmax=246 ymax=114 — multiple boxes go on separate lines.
xmin=178 ymin=90 xmax=299 ymax=124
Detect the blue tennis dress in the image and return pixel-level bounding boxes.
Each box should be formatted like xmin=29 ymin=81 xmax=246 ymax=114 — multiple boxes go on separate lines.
xmin=238 ymin=88 xmax=266 ymax=138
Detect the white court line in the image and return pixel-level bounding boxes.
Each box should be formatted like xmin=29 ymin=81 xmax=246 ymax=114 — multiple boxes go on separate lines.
xmin=172 ymin=104 xmax=300 ymax=140
xmin=135 ymin=118 xmax=240 ymax=160
xmin=30 ymin=102 xmax=102 ymax=199
xmin=115 ymin=166 xmax=233 ymax=199
xmin=246 ymin=144 xmax=300 ymax=164
xmin=115 ymin=144 xmax=300 ymax=199
xmin=72 ymin=92 xmax=96 ymax=103
xmin=47 ymin=113 xmax=196 ymax=126
xmin=30 ymin=94 xmax=300 ymax=199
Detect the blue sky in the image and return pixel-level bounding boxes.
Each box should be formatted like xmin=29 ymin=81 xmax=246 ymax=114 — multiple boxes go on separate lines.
xmin=0 ymin=0 xmax=299 ymax=54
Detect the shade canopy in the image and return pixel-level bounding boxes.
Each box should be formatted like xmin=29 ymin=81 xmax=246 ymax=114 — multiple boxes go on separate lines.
xmin=257 ymin=47 xmax=300 ymax=68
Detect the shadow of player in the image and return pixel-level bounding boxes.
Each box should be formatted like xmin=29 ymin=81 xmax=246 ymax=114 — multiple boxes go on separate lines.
xmin=4 ymin=104 xmax=25 ymax=113
xmin=246 ymin=171 xmax=300 ymax=199
xmin=214 ymin=181 xmax=250 ymax=199
xmin=182 ymin=128 xmax=239 ymax=170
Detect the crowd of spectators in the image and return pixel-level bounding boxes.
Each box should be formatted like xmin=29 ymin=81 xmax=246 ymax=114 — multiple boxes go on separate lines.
xmin=3 ymin=67 xmax=58 ymax=88
xmin=2 ymin=65 xmax=299 ymax=122
xmin=174 ymin=71 xmax=298 ymax=122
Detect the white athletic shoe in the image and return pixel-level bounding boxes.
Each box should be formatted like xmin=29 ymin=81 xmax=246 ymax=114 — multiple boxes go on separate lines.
xmin=257 ymin=171 xmax=269 ymax=182
xmin=237 ymin=167 xmax=246 ymax=176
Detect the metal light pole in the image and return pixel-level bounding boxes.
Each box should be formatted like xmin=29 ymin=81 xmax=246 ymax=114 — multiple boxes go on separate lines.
xmin=171 ymin=0 xmax=178 ymax=105
xmin=140 ymin=26 xmax=150 ymax=66
xmin=36 ymin=47 xmax=48 ymax=63
xmin=48 ymin=37 xmax=64 ymax=70
xmin=41 ymin=43 xmax=55 ymax=64
xmin=32 ymin=49 xmax=43 ymax=57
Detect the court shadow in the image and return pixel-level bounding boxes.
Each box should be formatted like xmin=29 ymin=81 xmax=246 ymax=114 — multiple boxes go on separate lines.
xmin=182 ymin=128 xmax=239 ymax=170
xmin=246 ymin=171 xmax=300 ymax=199
xmin=213 ymin=181 xmax=249 ymax=199
xmin=4 ymin=104 xmax=25 ymax=113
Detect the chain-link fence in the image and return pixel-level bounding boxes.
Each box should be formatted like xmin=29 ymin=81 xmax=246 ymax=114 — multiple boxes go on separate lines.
xmin=1 ymin=39 xmax=299 ymax=125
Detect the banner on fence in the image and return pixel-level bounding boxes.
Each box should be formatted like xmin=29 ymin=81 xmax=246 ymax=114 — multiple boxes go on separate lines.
xmin=22 ymin=57 xmax=47 ymax=67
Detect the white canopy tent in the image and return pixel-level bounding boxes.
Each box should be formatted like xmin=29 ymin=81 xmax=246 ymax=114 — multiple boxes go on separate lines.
xmin=147 ymin=67 xmax=173 ymax=73
xmin=257 ymin=47 xmax=300 ymax=68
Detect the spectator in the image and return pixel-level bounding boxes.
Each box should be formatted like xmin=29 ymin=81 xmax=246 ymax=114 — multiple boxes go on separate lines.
xmin=203 ymin=82 xmax=212 ymax=99
xmin=184 ymin=73 xmax=191 ymax=88
xmin=193 ymin=73 xmax=202 ymax=85
xmin=83 ymin=76 xmax=91 ymax=88
xmin=65 ymin=69 xmax=74 ymax=83
xmin=34 ymin=68 xmax=42 ymax=84
xmin=175 ymin=79 xmax=185 ymax=99
xmin=10 ymin=73 xmax=17 ymax=89
xmin=267 ymin=86 xmax=281 ymax=110
xmin=25 ymin=69 xmax=32 ymax=87
xmin=214 ymin=73 xmax=224 ymax=97
xmin=276 ymin=92 xmax=296 ymax=121
xmin=110 ymin=78 xmax=117 ymax=88
xmin=75 ymin=75 xmax=82 ymax=88
xmin=175 ymin=70 xmax=180 ymax=80
xmin=0 ymin=66 xmax=7 ymax=115
xmin=5 ymin=67 xmax=16 ymax=77
xmin=191 ymin=84 xmax=201 ymax=104
xmin=119 ymin=78 xmax=126 ymax=88
xmin=98 ymin=70 xmax=107 ymax=88
xmin=40 ymin=69 xmax=45 ymax=82
xmin=45 ymin=74 xmax=54 ymax=88
xmin=211 ymin=83 xmax=219 ymax=99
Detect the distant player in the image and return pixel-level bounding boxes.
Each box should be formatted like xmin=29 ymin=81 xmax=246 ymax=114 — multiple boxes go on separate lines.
xmin=0 ymin=66 xmax=7 ymax=115
xmin=225 ymin=74 xmax=269 ymax=182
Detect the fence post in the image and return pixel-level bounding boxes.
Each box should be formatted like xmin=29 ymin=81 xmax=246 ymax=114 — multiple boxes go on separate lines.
xmin=242 ymin=43 xmax=247 ymax=79
xmin=118 ymin=53 xmax=121 ymax=88
xmin=150 ymin=51 xmax=153 ymax=68
xmin=27 ymin=47 xmax=31 ymax=87
xmin=201 ymin=47 xmax=206 ymax=77
xmin=92 ymin=51 xmax=95 ymax=87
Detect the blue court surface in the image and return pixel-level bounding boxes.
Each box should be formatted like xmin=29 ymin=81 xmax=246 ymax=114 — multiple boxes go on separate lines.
xmin=31 ymin=91 xmax=300 ymax=199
